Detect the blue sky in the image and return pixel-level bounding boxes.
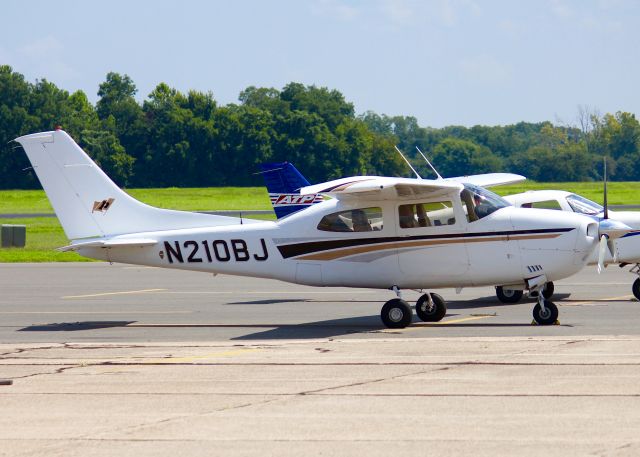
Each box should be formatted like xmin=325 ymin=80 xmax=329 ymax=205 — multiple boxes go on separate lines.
xmin=1 ymin=0 xmax=639 ymax=127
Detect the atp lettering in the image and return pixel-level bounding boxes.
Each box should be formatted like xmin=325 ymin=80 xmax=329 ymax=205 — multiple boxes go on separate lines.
xmin=274 ymin=194 xmax=318 ymax=205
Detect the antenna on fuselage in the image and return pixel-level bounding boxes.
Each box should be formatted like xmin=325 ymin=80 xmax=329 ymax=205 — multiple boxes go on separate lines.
xmin=394 ymin=145 xmax=422 ymax=179
xmin=415 ymin=146 xmax=443 ymax=180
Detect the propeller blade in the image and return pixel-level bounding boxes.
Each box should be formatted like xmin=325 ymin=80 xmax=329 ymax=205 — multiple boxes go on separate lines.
xmin=609 ymin=238 xmax=618 ymax=263
xmin=597 ymin=235 xmax=607 ymax=274
xmin=603 ymin=157 xmax=609 ymax=220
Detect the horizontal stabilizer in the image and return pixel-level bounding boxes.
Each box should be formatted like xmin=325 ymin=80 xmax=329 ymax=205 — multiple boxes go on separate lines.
xmin=58 ymin=238 xmax=158 ymax=252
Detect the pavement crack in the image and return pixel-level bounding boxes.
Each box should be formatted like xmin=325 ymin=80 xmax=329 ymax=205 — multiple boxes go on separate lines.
xmin=10 ymin=364 xmax=96 ymax=381
xmin=0 ymin=345 xmax=62 ymax=358
xmin=297 ymin=366 xmax=438 ymax=396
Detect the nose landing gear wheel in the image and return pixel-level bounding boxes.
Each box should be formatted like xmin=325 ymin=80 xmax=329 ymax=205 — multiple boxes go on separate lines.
xmin=532 ymin=300 xmax=558 ymax=325
xmin=415 ymin=293 xmax=447 ymax=322
xmin=633 ymin=278 xmax=640 ymax=301
xmin=496 ymin=286 xmax=523 ymax=304
xmin=381 ymin=298 xmax=413 ymax=328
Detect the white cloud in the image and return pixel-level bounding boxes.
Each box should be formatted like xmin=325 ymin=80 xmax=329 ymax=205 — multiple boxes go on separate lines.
xmin=311 ymin=0 xmax=482 ymax=30
xmin=379 ymin=0 xmax=416 ymax=26
xmin=19 ymin=35 xmax=64 ymax=58
xmin=310 ymin=0 xmax=360 ymax=21
xmin=440 ymin=0 xmax=457 ymax=26
xmin=16 ymin=35 xmax=79 ymax=81
xmin=498 ymin=19 xmax=519 ymax=33
xmin=458 ymin=54 xmax=513 ymax=85
xmin=549 ymin=0 xmax=573 ymax=18
xmin=0 ymin=45 xmax=11 ymax=65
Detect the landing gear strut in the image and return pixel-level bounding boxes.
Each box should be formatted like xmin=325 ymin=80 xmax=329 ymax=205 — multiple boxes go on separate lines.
xmin=495 ymin=282 xmax=554 ymax=303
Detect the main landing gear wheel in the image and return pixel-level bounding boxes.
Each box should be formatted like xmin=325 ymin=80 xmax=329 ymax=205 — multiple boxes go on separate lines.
xmin=633 ymin=278 xmax=640 ymax=301
xmin=381 ymin=298 xmax=413 ymax=329
xmin=496 ymin=286 xmax=523 ymax=304
xmin=415 ymin=293 xmax=447 ymax=322
xmin=532 ymin=300 xmax=558 ymax=325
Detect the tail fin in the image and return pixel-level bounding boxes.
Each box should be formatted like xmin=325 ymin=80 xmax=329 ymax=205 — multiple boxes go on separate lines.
xmin=16 ymin=130 xmax=241 ymax=240
xmin=260 ymin=162 xmax=323 ymax=219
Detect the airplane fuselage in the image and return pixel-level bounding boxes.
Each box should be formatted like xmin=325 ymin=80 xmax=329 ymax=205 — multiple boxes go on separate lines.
xmin=81 ymin=199 xmax=596 ymax=291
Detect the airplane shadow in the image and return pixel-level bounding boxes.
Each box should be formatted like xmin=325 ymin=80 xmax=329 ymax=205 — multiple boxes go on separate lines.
xmin=225 ymin=299 xmax=380 ymax=305
xmin=230 ymin=315 xmax=385 ymax=340
xmin=447 ymin=293 xmax=572 ymax=309
xmin=226 ymin=299 xmax=311 ymax=305
xmin=19 ymin=321 xmax=135 ymax=332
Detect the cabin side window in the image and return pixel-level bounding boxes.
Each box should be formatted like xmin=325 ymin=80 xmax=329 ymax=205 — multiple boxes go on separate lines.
xmin=317 ymin=207 xmax=383 ymax=232
xmin=398 ymin=201 xmax=455 ymax=229
xmin=523 ymin=200 xmax=562 ymax=210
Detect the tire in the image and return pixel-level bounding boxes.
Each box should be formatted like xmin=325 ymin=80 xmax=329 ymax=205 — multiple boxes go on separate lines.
xmin=542 ymin=282 xmax=555 ymax=299
xmin=532 ymin=300 xmax=559 ymax=325
xmin=496 ymin=286 xmax=523 ymax=304
xmin=633 ymin=278 xmax=640 ymax=301
xmin=381 ymin=298 xmax=413 ymax=328
xmin=415 ymin=293 xmax=447 ymax=322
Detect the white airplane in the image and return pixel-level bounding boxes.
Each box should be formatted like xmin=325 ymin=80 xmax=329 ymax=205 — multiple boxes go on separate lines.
xmin=504 ymin=189 xmax=640 ymax=301
xmin=15 ymin=130 xmax=630 ymax=328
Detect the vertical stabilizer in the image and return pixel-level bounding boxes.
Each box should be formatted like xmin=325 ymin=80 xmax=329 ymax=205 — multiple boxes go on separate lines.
xmin=16 ymin=130 xmax=241 ymax=240
xmin=260 ymin=162 xmax=323 ymax=219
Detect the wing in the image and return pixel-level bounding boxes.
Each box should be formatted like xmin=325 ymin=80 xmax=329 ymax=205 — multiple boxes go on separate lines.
xmin=300 ymin=176 xmax=463 ymax=201
xmin=445 ymin=173 xmax=526 ymax=187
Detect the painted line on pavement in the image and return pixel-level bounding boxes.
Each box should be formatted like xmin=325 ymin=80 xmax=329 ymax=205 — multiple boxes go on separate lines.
xmin=0 ymin=311 xmax=190 ymax=314
xmin=423 ymin=315 xmax=495 ymax=325
xmin=380 ymin=314 xmax=494 ymax=333
xmin=559 ymin=294 xmax=634 ymax=306
xmin=164 ymin=290 xmax=380 ymax=295
xmin=62 ymin=288 xmax=168 ymax=299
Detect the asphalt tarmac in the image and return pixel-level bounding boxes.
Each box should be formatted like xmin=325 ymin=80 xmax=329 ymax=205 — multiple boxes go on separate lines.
xmin=0 ymin=262 xmax=639 ymax=342
xmin=3 ymin=263 xmax=640 ymax=456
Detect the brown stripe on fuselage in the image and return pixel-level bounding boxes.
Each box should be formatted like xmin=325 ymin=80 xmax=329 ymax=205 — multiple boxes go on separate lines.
xmin=330 ymin=179 xmax=374 ymax=192
xmin=296 ymin=233 xmax=562 ymax=261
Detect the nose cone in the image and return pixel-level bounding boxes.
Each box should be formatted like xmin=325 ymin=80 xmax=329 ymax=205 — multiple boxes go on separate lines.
xmin=598 ymin=218 xmax=633 ymax=240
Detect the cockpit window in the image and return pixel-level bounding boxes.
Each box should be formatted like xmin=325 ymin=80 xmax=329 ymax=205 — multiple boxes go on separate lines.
xmin=566 ymin=194 xmax=603 ymax=215
xmin=317 ymin=207 xmax=383 ymax=232
xmin=398 ymin=201 xmax=456 ymax=229
xmin=460 ymin=183 xmax=511 ymax=222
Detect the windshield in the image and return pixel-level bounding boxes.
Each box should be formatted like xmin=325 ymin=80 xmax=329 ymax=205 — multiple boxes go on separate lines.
xmin=566 ymin=194 xmax=603 ymax=215
xmin=460 ymin=183 xmax=511 ymax=221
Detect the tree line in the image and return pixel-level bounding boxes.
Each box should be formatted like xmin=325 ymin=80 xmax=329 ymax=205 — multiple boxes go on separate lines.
xmin=1 ymin=65 xmax=638 ymax=189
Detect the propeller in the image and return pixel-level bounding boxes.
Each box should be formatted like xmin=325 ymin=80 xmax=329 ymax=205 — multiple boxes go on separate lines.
xmin=596 ymin=157 xmax=629 ymax=273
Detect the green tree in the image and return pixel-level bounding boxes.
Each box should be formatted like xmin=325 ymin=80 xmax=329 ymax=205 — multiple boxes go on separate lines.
xmin=431 ymin=138 xmax=502 ymax=177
